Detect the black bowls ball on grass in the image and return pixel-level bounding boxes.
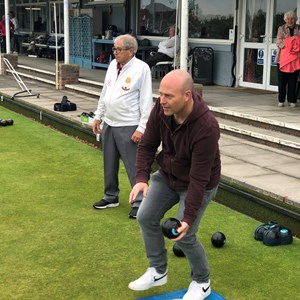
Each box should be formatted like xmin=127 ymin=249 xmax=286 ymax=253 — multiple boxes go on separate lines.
xmin=211 ymin=231 xmax=226 ymax=248
xmin=161 ymin=218 xmax=181 ymax=239
xmin=0 ymin=119 xmax=14 ymax=126
xmin=254 ymin=220 xmax=278 ymax=241
xmin=6 ymin=119 xmax=14 ymax=126
xmin=173 ymin=243 xmax=185 ymax=257
xmin=0 ymin=119 xmax=8 ymax=126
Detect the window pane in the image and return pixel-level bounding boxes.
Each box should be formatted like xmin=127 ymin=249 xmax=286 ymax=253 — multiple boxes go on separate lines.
xmin=244 ymin=0 xmax=267 ymax=43
xmin=17 ymin=7 xmax=31 ymax=32
xmin=50 ymin=2 xmax=64 ymax=34
xmin=139 ymin=0 xmax=177 ymax=36
xmin=16 ymin=5 xmax=47 ymax=33
xmin=138 ymin=0 xmax=234 ymax=39
xmin=269 ymin=64 xmax=278 ymax=86
xmin=243 ymin=48 xmax=263 ymax=84
xmin=189 ymin=0 xmax=234 ymax=39
xmin=272 ymin=0 xmax=297 ymax=42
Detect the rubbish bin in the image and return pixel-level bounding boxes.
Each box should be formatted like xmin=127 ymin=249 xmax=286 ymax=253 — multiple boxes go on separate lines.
xmin=192 ymin=47 xmax=214 ymax=85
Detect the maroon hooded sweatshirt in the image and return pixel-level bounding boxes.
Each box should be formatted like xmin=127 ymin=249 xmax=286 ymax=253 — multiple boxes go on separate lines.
xmin=136 ymin=91 xmax=221 ymax=225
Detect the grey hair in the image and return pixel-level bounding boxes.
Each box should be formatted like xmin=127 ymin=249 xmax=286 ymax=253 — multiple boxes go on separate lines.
xmin=114 ymin=34 xmax=138 ymax=54
xmin=284 ymin=10 xmax=297 ymax=21
xmin=169 ymin=24 xmax=179 ymax=35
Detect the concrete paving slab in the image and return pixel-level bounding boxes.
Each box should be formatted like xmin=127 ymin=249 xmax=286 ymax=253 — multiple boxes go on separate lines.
xmin=266 ymin=161 xmax=300 ymax=178
xmin=221 ymin=161 xmax=276 ymax=178
xmin=244 ymin=173 xmax=300 ymax=201
xmin=221 ymin=143 xmax=271 ymax=157
xmin=219 ymin=156 xmax=238 ymax=164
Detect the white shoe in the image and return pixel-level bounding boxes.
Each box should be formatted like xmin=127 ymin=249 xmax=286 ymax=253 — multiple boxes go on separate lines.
xmin=128 ymin=267 xmax=167 ymax=291
xmin=278 ymin=102 xmax=284 ymax=107
xmin=289 ymin=103 xmax=296 ymax=108
xmin=183 ymin=280 xmax=211 ymax=300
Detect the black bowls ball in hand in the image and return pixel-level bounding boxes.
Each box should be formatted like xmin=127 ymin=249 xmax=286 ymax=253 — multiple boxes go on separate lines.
xmin=211 ymin=231 xmax=226 ymax=248
xmin=161 ymin=217 xmax=181 ymax=239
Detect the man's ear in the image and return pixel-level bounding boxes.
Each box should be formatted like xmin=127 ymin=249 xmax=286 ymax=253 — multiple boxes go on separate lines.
xmin=184 ymin=90 xmax=192 ymax=102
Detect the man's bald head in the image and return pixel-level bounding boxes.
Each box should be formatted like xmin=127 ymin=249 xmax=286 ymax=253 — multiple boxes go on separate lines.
xmin=159 ymin=70 xmax=195 ymax=122
xmin=160 ymin=69 xmax=194 ymax=95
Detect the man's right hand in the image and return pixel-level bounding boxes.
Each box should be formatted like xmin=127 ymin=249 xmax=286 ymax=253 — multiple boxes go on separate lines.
xmin=93 ymin=119 xmax=101 ymax=135
xmin=129 ymin=182 xmax=148 ymax=204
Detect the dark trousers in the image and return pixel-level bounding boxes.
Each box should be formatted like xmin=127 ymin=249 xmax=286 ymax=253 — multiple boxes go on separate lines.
xmin=11 ymin=34 xmax=20 ymax=53
xmin=101 ymin=122 xmax=142 ymax=207
xmin=277 ymin=64 xmax=299 ymax=103
xmin=0 ymin=36 xmax=7 ymax=53
xmin=145 ymin=52 xmax=173 ymax=68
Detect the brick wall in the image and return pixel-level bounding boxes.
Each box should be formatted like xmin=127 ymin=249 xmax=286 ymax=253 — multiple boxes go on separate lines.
xmin=58 ymin=64 xmax=79 ymax=89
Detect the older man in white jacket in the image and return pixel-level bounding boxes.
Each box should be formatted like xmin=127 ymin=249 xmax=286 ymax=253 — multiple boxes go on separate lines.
xmin=92 ymin=34 xmax=153 ymax=218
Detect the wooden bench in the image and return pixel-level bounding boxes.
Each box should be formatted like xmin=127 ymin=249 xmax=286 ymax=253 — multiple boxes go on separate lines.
xmin=20 ymin=32 xmax=47 ymax=54
xmin=21 ymin=34 xmax=64 ymax=60
xmin=46 ymin=36 xmax=64 ymax=60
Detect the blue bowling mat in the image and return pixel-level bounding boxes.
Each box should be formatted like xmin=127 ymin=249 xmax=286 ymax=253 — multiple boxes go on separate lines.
xmin=137 ymin=289 xmax=225 ymax=300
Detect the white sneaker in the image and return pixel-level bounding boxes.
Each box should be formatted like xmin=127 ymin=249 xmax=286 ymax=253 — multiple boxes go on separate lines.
xmin=289 ymin=103 xmax=296 ymax=108
xmin=128 ymin=267 xmax=167 ymax=291
xmin=183 ymin=280 xmax=211 ymax=300
xmin=278 ymin=102 xmax=284 ymax=107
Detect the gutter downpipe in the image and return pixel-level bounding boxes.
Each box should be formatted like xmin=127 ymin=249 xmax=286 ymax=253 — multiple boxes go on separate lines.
xmin=53 ymin=3 xmax=59 ymax=90
xmin=231 ymin=0 xmax=239 ymax=87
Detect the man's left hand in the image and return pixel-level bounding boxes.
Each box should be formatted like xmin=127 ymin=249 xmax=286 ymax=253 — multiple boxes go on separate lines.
xmin=172 ymin=221 xmax=190 ymax=241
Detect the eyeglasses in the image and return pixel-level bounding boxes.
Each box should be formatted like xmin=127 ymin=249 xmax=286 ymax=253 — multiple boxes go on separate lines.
xmin=112 ymin=47 xmax=131 ymax=53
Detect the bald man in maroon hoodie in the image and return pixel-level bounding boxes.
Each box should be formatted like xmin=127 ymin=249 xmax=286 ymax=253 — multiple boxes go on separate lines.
xmin=128 ymin=69 xmax=221 ymax=300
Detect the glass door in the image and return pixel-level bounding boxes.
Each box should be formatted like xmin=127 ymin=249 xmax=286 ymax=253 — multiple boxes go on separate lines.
xmin=239 ymin=0 xmax=270 ymax=90
xmin=239 ymin=0 xmax=299 ymax=91
xmin=268 ymin=1 xmax=299 ymax=90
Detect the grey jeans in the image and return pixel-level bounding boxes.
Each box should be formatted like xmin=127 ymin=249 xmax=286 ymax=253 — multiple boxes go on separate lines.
xmin=136 ymin=170 xmax=218 ymax=283
xmin=101 ymin=122 xmax=142 ymax=207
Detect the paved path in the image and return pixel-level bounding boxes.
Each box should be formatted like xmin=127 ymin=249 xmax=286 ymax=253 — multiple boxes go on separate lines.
xmin=1 ymin=55 xmax=299 ymax=208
